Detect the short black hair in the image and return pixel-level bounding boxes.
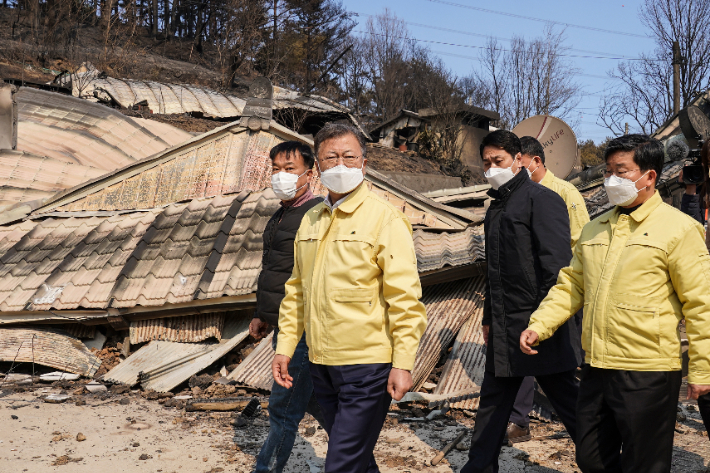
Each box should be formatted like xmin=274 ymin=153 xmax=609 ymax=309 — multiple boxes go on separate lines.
xmin=520 ymin=136 xmax=545 ymax=165
xmin=480 ymin=130 xmax=522 ymax=160
xmin=604 ymin=134 xmax=663 ymax=182
xmin=314 ymin=122 xmax=367 ymax=159
xmin=269 ymin=141 xmax=315 ymax=169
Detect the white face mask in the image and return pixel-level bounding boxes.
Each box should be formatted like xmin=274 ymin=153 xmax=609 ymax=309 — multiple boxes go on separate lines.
xmin=318 ymin=162 xmax=364 ymax=194
xmin=271 ymin=170 xmax=308 ymax=201
xmin=604 ymin=171 xmax=649 ymax=207
xmin=485 ymin=165 xmax=516 ymax=190
xmin=526 ymin=161 xmax=540 ymax=178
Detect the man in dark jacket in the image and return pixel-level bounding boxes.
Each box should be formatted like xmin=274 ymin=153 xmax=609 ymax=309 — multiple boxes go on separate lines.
xmin=461 ymin=130 xmax=581 ymax=473
xmin=250 ymin=141 xmax=324 ymax=473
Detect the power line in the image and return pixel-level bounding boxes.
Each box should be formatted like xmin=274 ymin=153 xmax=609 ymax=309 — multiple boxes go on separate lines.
xmin=356 ymin=30 xmax=657 ymax=61
xmin=431 ymin=49 xmax=623 ymax=81
xmin=354 ymin=12 xmax=636 ymax=60
xmin=427 ymin=0 xmax=651 ymax=40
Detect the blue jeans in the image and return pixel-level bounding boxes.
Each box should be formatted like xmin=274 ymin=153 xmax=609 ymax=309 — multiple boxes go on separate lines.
xmin=254 ymin=329 xmax=324 ymax=473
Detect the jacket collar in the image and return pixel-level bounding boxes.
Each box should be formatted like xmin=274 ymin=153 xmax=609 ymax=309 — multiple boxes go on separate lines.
xmin=600 ymin=191 xmax=662 ymax=224
xmin=540 ymin=168 xmax=555 ymax=187
xmin=487 ymin=168 xmax=529 ymax=201
xmin=327 ymin=182 xmax=369 ymax=215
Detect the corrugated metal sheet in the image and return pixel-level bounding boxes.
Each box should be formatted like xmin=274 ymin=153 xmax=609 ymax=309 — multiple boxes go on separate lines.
xmin=104 ymin=313 xmax=250 ymax=392
xmin=431 ymin=299 xmax=486 ymax=410
xmin=64 ymin=323 xmax=97 ymax=339
xmin=411 ymin=276 xmax=486 ymax=391
xmin=74 ymin=75 xmax=353 ymax=119
xmin=0 ymin=326 xmax=101 ymax=376
xmin=16 ymin=88 xmax=185 ymax=167
xmin=130 ymin=313 xmax=225 ymax=344
xmin=2 ymin=88 xmax=191 ymax=208
xmin=229 ymin=277 xmax=486 ymax=392
xmin=227 ymin=331 xmax=274 ymax=390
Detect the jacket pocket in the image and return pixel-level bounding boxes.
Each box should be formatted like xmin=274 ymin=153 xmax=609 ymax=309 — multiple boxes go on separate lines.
xmin=605 ymin=300 xmax=660 ymax=359
xmin=331 ymin=287 xmax=377 ymax=307
xmin=328 ymin=287 xmax=382 ymax=352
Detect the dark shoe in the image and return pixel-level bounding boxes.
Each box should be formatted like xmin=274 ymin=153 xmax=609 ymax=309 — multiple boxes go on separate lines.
xmin=503 ymin=422 xmax=531 ymax=444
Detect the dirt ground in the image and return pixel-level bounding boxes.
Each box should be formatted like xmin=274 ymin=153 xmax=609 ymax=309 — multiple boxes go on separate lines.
xmin=1 ymin=382 xmax=709 ymax=473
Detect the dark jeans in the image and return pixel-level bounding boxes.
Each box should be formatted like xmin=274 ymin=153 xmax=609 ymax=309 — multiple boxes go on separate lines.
xmin=254 ymin=330 xmax=324 ymax=473
xmin=575 ymin=367 xmax=682 ymax=473
xmin=309 ymin=362 xmax=392 ymax=473
xmin=462 ymin=369 xmax=579 ymax=473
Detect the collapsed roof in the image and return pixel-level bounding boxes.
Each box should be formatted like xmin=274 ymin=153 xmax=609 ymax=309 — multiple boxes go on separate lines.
xmin=58 ymin=68 xmax=368 ymax=137
xmin=0 ymin=87 xmax=191 ymax=209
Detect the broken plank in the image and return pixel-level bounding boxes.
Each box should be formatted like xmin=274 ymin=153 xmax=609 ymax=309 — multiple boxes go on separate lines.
xmin=185 ymin=397 xmax=252 ymax=412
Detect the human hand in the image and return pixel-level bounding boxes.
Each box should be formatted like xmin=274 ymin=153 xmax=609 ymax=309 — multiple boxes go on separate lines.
xmin=687 ymin=384 xmax=710 ymax=400
xmin=272 ymin=355 xmax=293 ymax=389
xmin=520 ymin=330 xmax=539 ymax=355
xmin=387 ymin=368 xmax=413 ymax=401
xmin=481 ymin=325 xmax=490 ymax=345
xmin=249 ymin=318 xmax=270 ymax=339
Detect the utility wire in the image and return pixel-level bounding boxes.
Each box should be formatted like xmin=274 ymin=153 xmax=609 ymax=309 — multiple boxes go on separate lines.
xmin=356 ymin=30 xmax=659 ymax=61
xmin=430 ymin=49 xmax=623 ymax=81
xmin=427 ymin=0 xmax=651 ymax=40
xmin=355 ymin=12 xmax=635 ymax=59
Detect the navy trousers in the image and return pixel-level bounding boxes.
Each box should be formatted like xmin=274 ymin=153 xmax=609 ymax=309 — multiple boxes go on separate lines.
xmin=309 ymin=363 xmax=392 ymax=473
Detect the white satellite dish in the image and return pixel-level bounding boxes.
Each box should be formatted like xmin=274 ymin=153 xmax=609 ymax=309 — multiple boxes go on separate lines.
xmin=512 ymin=115 xmax=578 ymax=179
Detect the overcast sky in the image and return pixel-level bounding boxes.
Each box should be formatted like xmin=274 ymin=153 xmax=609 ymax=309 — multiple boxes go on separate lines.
xmin=342 ymin=0 xmax=658 ymax=143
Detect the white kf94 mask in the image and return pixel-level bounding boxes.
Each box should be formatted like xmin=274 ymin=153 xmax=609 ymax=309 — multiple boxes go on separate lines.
xmin=271 ymin=170 xmax=307 ymax=201
xmin=485 ymin=166 xmax=516 ymax=190
xmin=604 ymin=171 xmax=649 ymax=207
xmin=318 ymin=163 xmax=364 ymax=194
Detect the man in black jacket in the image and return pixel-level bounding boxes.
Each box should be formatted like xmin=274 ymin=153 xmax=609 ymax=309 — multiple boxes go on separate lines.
xmin=250 ymin=141 xmax=324 ymax=473
xmin=461 ymin=130 xmax=581 ymax=473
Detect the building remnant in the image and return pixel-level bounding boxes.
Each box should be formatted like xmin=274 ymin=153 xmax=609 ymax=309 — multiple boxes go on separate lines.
xmin=103 ymin=315 xmax=250 ymax=392
xmin=0 ymin=86 xmax=489 ymax=407
xmin=0 ymin=326 xmax=101 ymax=376
xmin=369 ymin=106 xmax=499 ymax=176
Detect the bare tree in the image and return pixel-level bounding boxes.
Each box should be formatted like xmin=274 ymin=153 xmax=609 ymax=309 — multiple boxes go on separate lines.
xmin=468 ymin=26 xmax=581 ymax=129
xmin=360 ymin=9 xmax=412 ymax=122
xmin=599 ymin=0 xmax=710 ymax=135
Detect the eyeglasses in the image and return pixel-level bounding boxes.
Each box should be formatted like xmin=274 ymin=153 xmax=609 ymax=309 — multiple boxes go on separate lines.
xmin=319 ymin=155 xmax=362 ymax=165
xmin=603 ymin=169 xmax=640 ymax=178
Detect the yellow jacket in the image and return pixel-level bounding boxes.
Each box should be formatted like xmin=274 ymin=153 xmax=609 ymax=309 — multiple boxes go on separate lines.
xmin=275 ymin=183 xmax=427 ymax=371
xmin=540 ymin=170 xmax=590 ymax=250
xmin=528 ymin=192 xmax=710 ymax=384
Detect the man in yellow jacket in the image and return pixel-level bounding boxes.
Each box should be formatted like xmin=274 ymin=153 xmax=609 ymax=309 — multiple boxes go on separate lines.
xmin=521 ymin=134 xmax=710 ymax=473
xmin=272 ymin=123 xmax=427 ymax=473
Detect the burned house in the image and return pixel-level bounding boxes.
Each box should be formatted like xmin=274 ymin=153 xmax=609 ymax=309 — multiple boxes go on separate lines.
xmin=0 ymin=85 xmax=490 ymax=407
xmin=368 ymin=106 xmax=500 ymax=180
